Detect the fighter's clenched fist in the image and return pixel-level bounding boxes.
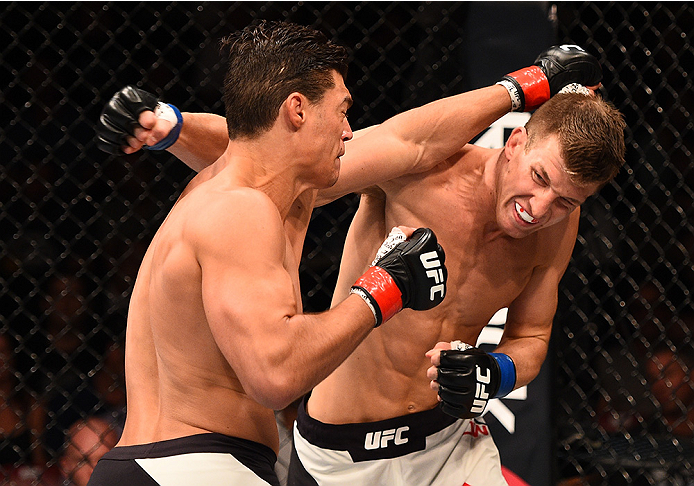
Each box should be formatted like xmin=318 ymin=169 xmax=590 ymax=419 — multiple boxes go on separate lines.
xmin=427 ymin=341 xmax=517 ymax=419
xmin=351 ymin=227 xmax=447 ymax=327
xmin=497 ymin=44 xmax=602 ymax=111
xmin=96 ymin=85 xmax=182 ymax=154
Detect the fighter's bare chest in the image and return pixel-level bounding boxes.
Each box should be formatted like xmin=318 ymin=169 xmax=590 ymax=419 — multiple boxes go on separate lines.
xmin=283 ymin=214 xmax=312 ymax=306
xmin=440 ymin=236 xmax=536 ymax=322
xmin=386 ymin=188 xmax=539 ymax=325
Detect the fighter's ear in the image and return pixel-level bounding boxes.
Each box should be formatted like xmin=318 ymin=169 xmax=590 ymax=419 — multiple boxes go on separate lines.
xmin=285 ymin=92 xmax=307 ymax=129
xmin=504 ymin=126 xmax=528 ymax=159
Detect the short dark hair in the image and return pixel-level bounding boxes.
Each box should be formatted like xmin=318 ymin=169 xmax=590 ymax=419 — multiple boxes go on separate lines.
xmin=220 ymin=21 xmax=349 ymax=140
xmin=525 ymin=93 xmax=626 ymax=187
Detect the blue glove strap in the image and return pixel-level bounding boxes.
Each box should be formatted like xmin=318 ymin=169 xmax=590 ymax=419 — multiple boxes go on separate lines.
xmin=489 ymin=353 xmax=516 ymax=398
xmin=145 ymin=104 xmax=183 ymax=151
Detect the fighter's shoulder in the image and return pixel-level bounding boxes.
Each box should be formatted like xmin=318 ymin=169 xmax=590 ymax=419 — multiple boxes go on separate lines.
xmin=187 ymin=187 xmax=283 ymax=241
xmin=419 ymin=143 xmax=486 ymax=177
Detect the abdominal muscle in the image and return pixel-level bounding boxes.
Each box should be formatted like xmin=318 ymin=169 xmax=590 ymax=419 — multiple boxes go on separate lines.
xmin=307 ymin=302 xmax=483 ymax=425
xmin=305 ymin=190 xmax=482 ymax=424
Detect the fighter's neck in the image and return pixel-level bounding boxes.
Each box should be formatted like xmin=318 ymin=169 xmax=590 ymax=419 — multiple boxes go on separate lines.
xmin=212 ymin=143 xmax=315 ymax=221
xmin=478 ymin=148 xmax=508 ymax=240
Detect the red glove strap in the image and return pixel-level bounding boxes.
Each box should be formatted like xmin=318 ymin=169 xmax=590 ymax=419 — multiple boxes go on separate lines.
xmin=508 ymin=66 xmax=550 ymax=111
xmin=353 ymin=266 xmax=403 ymax=323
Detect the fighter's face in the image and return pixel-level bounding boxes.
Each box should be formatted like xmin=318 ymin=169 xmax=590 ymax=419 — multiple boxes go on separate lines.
xmin=309 ymin=71 xmax=353 ymax=187
xmin=497 ymin=128 xmax=599 ymax=238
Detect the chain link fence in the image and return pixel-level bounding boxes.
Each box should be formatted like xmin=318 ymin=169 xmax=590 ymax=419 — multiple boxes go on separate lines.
xmin=554 ymin=3 xmax=694 ymax=485
xmin=1 ymin=2 xmax=692 ymax=484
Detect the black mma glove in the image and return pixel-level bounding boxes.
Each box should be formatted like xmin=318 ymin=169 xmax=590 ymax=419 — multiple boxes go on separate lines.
xmin=436 ymin=346 xmax=516 ymax=419
xmin=496 ymin=44 xmax=602 ymax=112
xmin=351 ymin=228 xmax=447 ymax=327
xmin=96 ymin=86 xmax=183 ymax=154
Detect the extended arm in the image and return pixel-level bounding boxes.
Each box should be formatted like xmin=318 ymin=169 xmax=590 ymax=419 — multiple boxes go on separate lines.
xmin=96 ymin=45 xmax=601 ymax=191
xmin=96 ymin=84 xmax=508 ymax=206
xmin=315 ymin=84 xmax=511 ymax=205
xmin=318 ymin=45 xmax=602 ymax=204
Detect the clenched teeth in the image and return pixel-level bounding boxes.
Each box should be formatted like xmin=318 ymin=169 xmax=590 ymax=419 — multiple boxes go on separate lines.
xmin=515 ymin=202 xmax=537 ymax=224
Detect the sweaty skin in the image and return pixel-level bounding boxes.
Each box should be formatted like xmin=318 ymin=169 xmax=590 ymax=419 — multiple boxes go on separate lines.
xmin=308 ymin=130 xmax=599 ymax=423
xmin=118 ymin=71 xmax=386 ymax=454
xmin=122 ymin=83 xmax=597 ymax=432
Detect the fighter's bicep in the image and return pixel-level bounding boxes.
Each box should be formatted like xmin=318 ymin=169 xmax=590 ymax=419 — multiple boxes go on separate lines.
xmin=193 ymin=195 xmax=299 ymax=368
xmin=201 ymin=244 xmax=296 ymax=348
xmin=504 ymin=266 xmax=561 ymax=339
xmin=317 ymin=128 xmax=415 ymax=205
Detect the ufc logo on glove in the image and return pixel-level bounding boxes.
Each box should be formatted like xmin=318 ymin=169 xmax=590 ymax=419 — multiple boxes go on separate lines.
xmin=420 ymin=251 xmax=445 ymax=301
xmin=471 ymin=366 xmax=492 ymax=415
xmin=350 ymin=227 xmax=448 ymax=327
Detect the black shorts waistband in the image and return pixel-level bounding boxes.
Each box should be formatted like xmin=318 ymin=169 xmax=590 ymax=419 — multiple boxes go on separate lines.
xmin=296 ymin=398 xmax=460 ymax=461
xmin=102 ymin=433 xmax=277 ymax=466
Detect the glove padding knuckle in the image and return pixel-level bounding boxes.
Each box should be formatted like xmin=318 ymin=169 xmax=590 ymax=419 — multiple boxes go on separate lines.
xmin=534 ymin=44 xmax=602 ymax=95
xmin=437 ymin=384 xmax=471 ymax=404
xmin=437 ymin=353 xmax=477 ymax=388
xmin=436 ymin=348 xmax=501 ymax=419
xmin=117 ymin=85 xmax=159 ymax=116
xmin=436 ymin=372 xmax=472 ymax=394
xmin=375 ymin=228 xmax=447 ymax=310
xmin=440 ymin=401 xmax=478 ymax=420
xmin=96 ymin=86 xmax=158 ymax=154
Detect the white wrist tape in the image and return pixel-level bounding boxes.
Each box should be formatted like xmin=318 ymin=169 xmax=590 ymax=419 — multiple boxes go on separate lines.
xmin=145 ymin=102 xmax=183 ymax=151
xmin=153 ymin=102 xmax=179 ymax=127
xmin=496 ymin=79 xmax=523 ymax=112
xmin=450 ymin=340 xmax=474 ymax=351
xmin=349 ymin=287 xmax=379 ymax=327
xmin=372 ymin=227 xmax=407 ymax=265
xmin=558 ymin=83 xmax=592 ymax=96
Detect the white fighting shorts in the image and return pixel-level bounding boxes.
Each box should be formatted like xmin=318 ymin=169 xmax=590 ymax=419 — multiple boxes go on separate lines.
xmin=288 ymin=398 xmax=507 ymax=486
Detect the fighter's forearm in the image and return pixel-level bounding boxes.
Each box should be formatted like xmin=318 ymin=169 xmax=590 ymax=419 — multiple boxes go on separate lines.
xmin=371 ymin=44 xmax=603 ymax=179
xmin=168 ymin=112 xmax=228 ymax=172
xmin=493 ymin=333 xmax=550 ymax=389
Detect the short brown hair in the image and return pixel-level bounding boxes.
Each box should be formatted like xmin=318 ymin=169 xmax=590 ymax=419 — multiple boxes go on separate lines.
xmin=220 ymin=21 xmax=349 ymax=140
xmin=525 ymin=93 xmax=626 ymax=186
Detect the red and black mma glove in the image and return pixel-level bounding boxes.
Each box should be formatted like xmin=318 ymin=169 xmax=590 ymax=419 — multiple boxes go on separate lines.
xmin=436 ymin=347 xmax=517 ymax=419
xmin=96 ymin=86 xmax=183 ymax=154
xmin=350 ymin=228 xmax=447 ymax=327
xmin=496 ymin=44 xmax=602 ymax=112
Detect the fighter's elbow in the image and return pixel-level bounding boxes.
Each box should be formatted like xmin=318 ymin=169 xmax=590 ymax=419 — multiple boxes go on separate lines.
xmin=246 ymin=374 xmax=303 ymax=411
